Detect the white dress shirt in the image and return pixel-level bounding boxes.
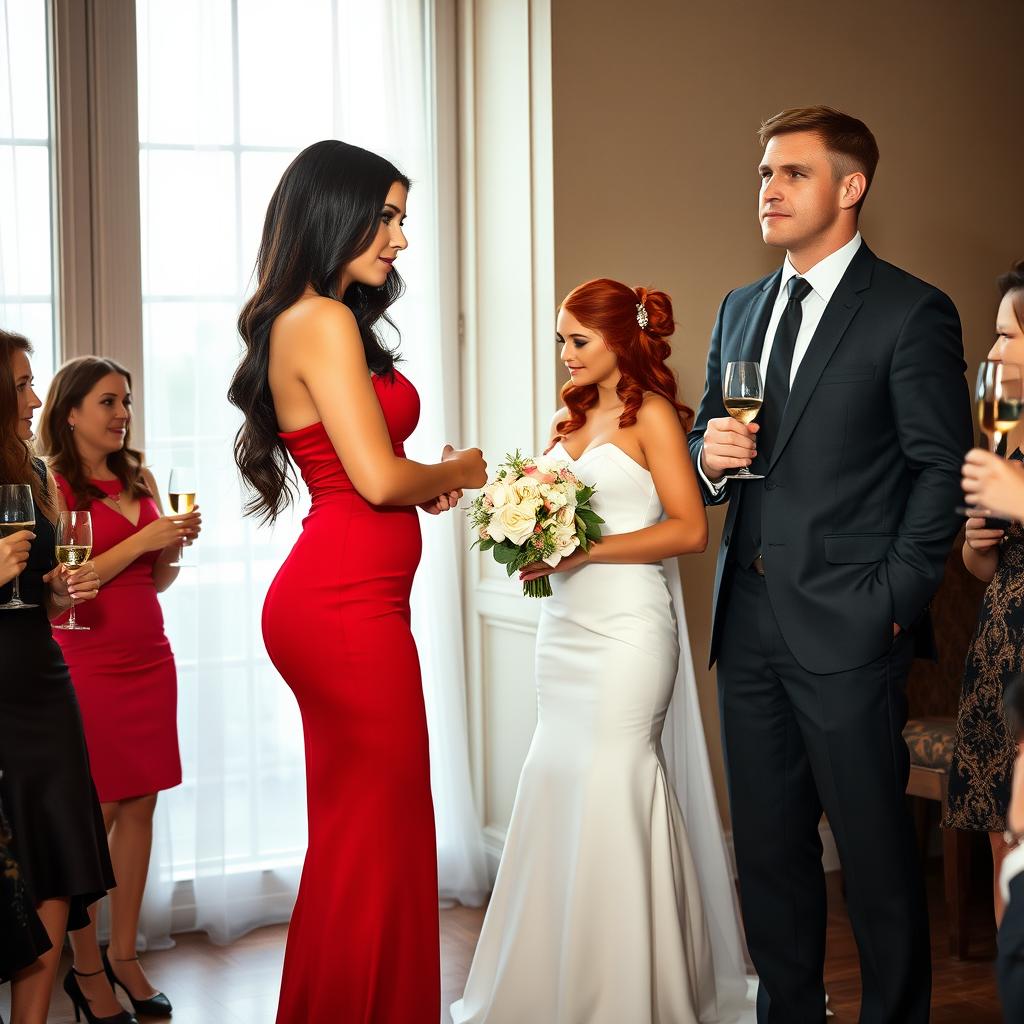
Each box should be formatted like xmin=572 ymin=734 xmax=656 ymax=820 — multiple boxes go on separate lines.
xmin=699 ymin=232 xmax=864 ymax=494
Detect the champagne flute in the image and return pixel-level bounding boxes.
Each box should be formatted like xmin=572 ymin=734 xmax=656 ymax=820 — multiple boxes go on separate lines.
xmin=0 ymin=483 xmax=38 ymax=610
xmin=53 ymin=510 xmax=92 ymax=631
xmin=168 ymin=467 xmax=197 ymax=567
xmin=721 ymin=361 xmax=765 ymax=480
xmin=958 ymin=360 xmax=1024 ymax=518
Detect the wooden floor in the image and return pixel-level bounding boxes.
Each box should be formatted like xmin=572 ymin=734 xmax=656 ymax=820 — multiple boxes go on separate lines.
xmin=0 ymin=862 xmax=1003 ymax=1023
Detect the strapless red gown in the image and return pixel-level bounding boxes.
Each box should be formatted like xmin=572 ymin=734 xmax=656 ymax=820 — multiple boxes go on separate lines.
xmin=263 ymin=370 xmax=439 ymax=1024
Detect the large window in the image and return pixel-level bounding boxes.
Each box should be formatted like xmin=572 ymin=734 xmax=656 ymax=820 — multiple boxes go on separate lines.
xmin=136 ymin=0 xmax=313 ymax=885
xmin=0 ymin=0 xmax=57 ymax=388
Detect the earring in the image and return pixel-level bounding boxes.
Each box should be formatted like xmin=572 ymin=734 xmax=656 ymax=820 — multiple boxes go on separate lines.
xmin=68 ymin=423 xmax=75 ymax=432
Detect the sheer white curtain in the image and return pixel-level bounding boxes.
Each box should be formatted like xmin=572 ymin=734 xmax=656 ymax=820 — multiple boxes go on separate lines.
xmin=135 ymin=0 xmax=485 ymax=947
xmin=0 ymin=0 xmax=57 ymax=389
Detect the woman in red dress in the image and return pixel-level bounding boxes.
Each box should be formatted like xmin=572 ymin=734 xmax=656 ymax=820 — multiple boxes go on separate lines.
xmin=228 ymin=139 xmax=486 ymax=1024
xmin=38 ymin=356 xmax=201 ymax=1022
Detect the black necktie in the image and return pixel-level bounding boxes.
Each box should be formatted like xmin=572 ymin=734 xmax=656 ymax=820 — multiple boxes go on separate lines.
xmin=757 ymin=275 xmax=813 ymax=463
xmin=733 ymin=275 xmax=813 ymax=570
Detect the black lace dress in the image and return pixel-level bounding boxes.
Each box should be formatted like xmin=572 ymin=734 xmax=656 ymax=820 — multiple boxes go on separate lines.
xmin=946 ymin=451 xmax=1024 ymax=832
xmin=0 ymin=461 xmax=114 ymax=980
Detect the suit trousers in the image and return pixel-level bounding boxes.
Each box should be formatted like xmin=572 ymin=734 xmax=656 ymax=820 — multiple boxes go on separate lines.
xmin=998 ymin=873 xmax=1024 ymax=1023
xmin=718 ymin=563 xmax=931 ymax=1024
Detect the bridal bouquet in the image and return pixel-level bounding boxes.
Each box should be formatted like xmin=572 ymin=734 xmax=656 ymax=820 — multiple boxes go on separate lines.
xmin=469 ymin=450 xmax=604 ymax=598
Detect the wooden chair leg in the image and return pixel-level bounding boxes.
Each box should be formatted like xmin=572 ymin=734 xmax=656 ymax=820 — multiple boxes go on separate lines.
xmin=942 ymin=826 xmax=972 ymax=959
xmin=912 ymin=796 xmax=931 ymax=871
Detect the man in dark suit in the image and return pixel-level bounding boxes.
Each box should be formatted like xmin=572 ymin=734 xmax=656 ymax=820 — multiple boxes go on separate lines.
xmin=688 ymin=106 xmax=973 ymax=1023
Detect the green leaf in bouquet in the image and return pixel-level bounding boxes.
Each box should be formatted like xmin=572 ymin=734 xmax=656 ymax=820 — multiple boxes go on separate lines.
xmin=576 ymin=485 xmax=596 ymax=504
xmin=492 ymin=542 xmax=520 ymax=565
xmin=477 ymin=537 xmax=495 ymax=551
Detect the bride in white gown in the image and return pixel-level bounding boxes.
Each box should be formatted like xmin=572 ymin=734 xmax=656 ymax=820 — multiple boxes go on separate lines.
xmin=450 ymin=280 xmax=756 ymax=1024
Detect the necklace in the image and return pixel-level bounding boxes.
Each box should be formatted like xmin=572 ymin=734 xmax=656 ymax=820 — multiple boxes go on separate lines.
xmin=92 ymin=477 xmax=124 ymax=510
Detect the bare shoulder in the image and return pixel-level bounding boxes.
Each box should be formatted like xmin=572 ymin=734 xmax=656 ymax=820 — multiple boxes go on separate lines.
xmin=272 ymin=296 xmax=361 ymax=352
xmin=636 ymin=392 xmax=680 ymax=427
xmin=139 ymin=465 xmax=160 ymax=494
xmin=636 ymin=394 xmax=686 ymax=457
xmin=547 ymin=406 xmax=569 ymax=446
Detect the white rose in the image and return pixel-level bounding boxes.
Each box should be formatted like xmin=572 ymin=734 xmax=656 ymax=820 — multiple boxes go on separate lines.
xmin=488 ymin=501 xmax=539 ymax=547
xmin=544 ymin=485 xmax=569 ymax=510
xmin=543 ymin=524 xmax=581 ymax=567
xmin=484 ymin=480 xmax=515 ymax=510
xmin=533 ymin=455 xmax=561 ymax=477
xmin=554 ymin=503 xmax=577 ymax=528
xmin=512 ymin=476 xmax=541 ymax=503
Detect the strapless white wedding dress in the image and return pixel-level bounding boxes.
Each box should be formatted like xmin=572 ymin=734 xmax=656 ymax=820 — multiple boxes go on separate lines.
xmin=450 ymin=442 xmax=756 ymax=1024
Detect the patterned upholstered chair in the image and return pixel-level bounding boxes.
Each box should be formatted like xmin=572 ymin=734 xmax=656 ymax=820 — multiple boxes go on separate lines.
xmin=904 ymin=528 xmax=988 ymax=960
xmin=902 ymin=717 xmax=971 ymax=957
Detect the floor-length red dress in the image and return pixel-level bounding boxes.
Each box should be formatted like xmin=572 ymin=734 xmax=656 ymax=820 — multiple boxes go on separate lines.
xmin=263 ymin=369 xmax=440 ymax=1024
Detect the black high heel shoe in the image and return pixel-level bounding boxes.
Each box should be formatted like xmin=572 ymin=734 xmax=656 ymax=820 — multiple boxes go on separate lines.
xmin=62 ymin=966 xmax=139 ymax=1024
xmin=103 ymin=949 xmax=173 ymax=1018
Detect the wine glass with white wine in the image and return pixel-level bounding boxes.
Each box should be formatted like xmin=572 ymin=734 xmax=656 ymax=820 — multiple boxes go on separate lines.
xmin=53 ymin=510 xmax=92 ymax=631
xmin=0 ymin=483 xmax=38 ymax=610
xmin=168 ymin=467 xmax=197 ymax=568
xmin=958 ymin=360 xmax=1024 ymax=519
xmin=721 ymin=361 xmax=765 ymax=480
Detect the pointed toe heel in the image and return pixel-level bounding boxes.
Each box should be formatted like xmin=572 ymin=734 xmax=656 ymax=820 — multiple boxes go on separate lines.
xmin=103 ymin=949 xmax=173 ymax=1018
xmin=63 ymin=967 xmax=139 ymax=1024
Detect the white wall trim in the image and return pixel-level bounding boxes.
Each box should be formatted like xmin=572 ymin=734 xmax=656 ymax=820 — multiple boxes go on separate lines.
xmin=458 ymin=0 xmax=556 ymax=847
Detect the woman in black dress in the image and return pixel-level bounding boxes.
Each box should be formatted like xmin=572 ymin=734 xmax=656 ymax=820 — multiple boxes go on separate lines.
xmin=946 ymin=260 xmax=1024 ymax=925
xmin=0 ymin=329 xmax=120 ymax=1024
xmin=0 ymin=530 xmax=46 ymax=986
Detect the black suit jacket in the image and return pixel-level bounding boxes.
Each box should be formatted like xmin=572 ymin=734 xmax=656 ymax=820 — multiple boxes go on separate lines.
xmin=688 ymin=242 xmax=973 ymax=675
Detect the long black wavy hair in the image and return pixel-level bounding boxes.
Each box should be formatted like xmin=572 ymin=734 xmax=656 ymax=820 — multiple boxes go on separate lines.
xmin=228 ymin=139 xmax=410 ymax=524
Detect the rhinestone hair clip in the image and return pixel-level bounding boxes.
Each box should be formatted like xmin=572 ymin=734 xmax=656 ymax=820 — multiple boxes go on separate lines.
xmin=636 ymin=303 xmax=649 ymax=329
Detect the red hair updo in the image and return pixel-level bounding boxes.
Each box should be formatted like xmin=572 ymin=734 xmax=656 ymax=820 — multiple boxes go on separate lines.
xmin=555 ymin=278 xmax=694 ymax=439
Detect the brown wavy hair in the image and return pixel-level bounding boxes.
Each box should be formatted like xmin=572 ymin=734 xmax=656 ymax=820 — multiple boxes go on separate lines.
xmin=38 ymin=356 xmax=151 ymax=510
xmin=0 ymin=329 xmax=54 ymax=520
xmin=555 ymin=279 xmax=693 ymax=439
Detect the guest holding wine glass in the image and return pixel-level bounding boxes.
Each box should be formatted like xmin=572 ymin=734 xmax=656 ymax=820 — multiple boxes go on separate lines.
xmin=947 ymin=260 xmax=1024 ymax=925
xmin=37 ymin=355 xmax=201 ymax=1022
xmin=0 ymin=329 xmax=113 ymax=1024
xmin=0 ymin=529 xmax=47 ymax=994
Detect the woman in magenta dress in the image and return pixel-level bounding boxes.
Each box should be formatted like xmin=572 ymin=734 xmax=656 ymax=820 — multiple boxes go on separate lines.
xmin=228 ymin=140 xmax=486 ymax=1024
xmin=38 ymin=356 xmax=201 ymax=1022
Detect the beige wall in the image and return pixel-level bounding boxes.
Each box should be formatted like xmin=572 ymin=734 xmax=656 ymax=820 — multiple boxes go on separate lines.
xmin=550 ymin=0 xmax=1024 ymax=823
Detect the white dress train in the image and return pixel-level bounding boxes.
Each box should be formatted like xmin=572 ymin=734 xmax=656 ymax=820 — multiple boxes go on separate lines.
xmin=450 ymin=442 xmax=756 ymax=1024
